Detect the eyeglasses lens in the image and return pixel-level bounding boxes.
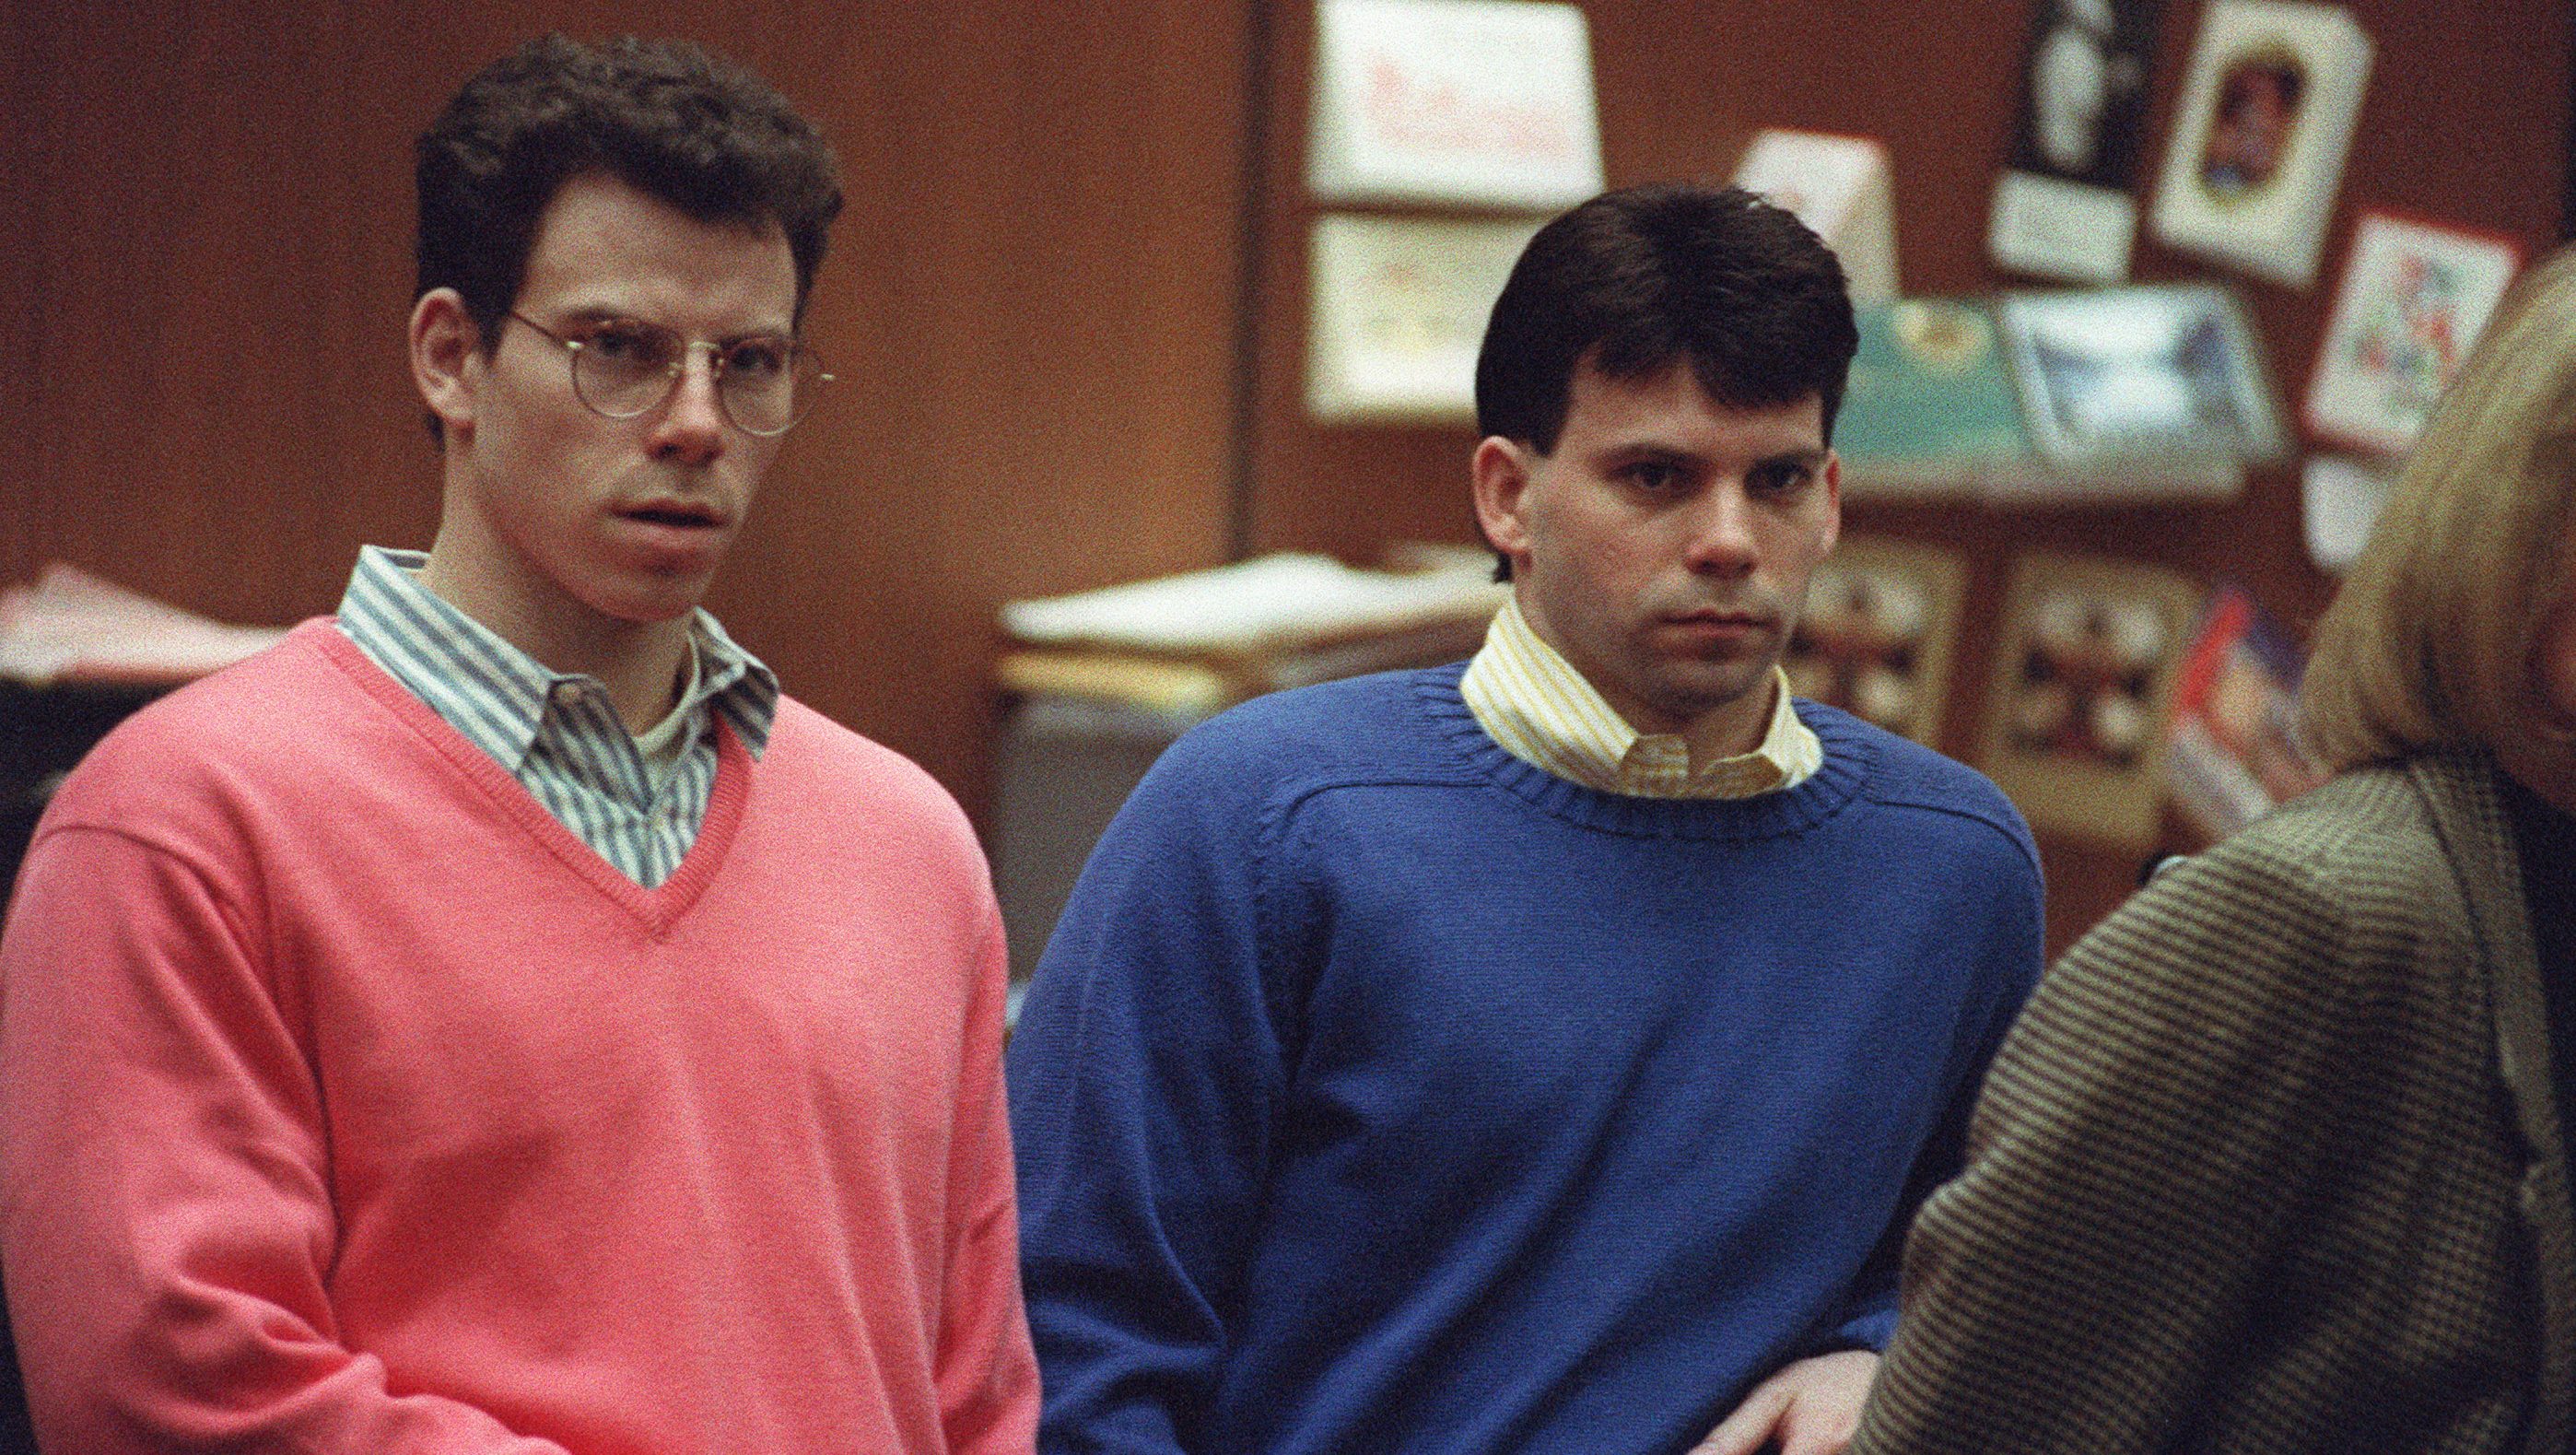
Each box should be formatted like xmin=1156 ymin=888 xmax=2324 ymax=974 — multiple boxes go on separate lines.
xmin=568 ymin=324 xmax=821 ymax=435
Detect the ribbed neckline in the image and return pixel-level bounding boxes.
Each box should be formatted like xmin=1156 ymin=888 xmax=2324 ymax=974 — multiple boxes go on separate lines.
xmin=1411 ymin=662 xmax=1874 ymax=842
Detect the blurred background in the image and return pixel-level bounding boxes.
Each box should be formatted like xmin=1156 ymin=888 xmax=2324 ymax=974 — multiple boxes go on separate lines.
xmin=4 ymin=0 xmax=2567 ymax=956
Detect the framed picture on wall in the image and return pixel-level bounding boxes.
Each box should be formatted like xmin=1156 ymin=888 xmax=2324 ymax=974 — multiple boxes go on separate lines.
xmin=2304 ymin=211 xmax=2523 ymax=456
xmin=2164 ymin=583 xmax=2332 ymax=841
xmin=1304 ymin=213 xmax=1543 ymax=423
xmin=1987 ymin=0 xmax=2169 ymax=283
xmin=1835 ymin=299 xmax=2062 ymax=499
xmin=2148 ymin=0 xmax=2372 ymax=288
xmin=1305 ymin=0 xmax=1604 ymax=209
xmin=1979 ymin=551 xmax=2204 ymax=850
xmin=1784 ymin=534 xmax=1968 ymax=747
xmin=1993 ymin=283 xmax=2286 ymax=499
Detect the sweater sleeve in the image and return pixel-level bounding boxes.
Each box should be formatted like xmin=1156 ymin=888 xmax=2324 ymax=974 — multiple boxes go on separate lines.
xmin=1848 ymin=833 xmax=2372 ymax=1453
xmin=1006 ymin=731 xmax=1297 ymax=1454
xmin=938 ymin=897 xmax=1043 ymax=1454
xmin=0 ymin=825 xmax=569 ymax=1454
xmin=1822 ymin=819 xmax=2044 ymax=1360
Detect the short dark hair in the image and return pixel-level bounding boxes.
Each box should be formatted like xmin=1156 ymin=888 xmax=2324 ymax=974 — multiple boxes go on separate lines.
xmin=415 ymin=35 xmax=845 ymax=432
xmin=1475 ymin=182 xmax=1858 ymax=456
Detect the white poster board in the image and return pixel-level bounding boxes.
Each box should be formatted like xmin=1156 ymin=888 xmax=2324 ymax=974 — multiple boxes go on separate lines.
xmin=1306 ymin=213 xmax=1543 ymax=423
xmin=1306 ymin=0 xmax=1604 ymax=209
xmin=1730 ymin=129 xmax=1899 ymax=304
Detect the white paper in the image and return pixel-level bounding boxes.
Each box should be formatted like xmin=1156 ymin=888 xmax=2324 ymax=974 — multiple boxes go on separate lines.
xmin=1306 ymin=0 xmax=1603 ymax=209
xmin=1305 ymin=213 xmax=1542 ymax=423
xmin=1000 ymin=553 xmax=1506 ymax=656
xmin=1732 ymin=129 xmax=1899 ymax=303
xmin=1989 ymin=169 xmax=2137 ymax=283
xmin=2301 ymin=453 xmax=2395 ymax=571
xmin=0 ymin=563 xmax=287 ymax=686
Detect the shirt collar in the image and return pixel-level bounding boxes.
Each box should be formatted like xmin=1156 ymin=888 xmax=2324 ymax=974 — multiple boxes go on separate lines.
xmin=1458 ymin=595 xmax=1821 ymax=799
xmin=335 ymin=545 xmax=778 ymax=769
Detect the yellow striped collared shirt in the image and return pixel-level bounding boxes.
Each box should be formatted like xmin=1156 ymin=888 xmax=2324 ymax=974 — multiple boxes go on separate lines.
xmin=1459 ymin=596 xmax=1821 ymax=799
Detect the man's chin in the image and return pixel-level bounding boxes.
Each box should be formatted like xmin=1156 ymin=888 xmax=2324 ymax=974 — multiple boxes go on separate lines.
xmin=1637 ymin=661 xmax=1781 ymax=728
xmin=584 ymin=577 xmax=716 ymax=629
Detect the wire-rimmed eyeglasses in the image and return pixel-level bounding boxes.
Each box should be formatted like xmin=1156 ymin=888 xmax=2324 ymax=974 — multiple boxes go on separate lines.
xmin=505 ymin=311 xmax=831 ymax=438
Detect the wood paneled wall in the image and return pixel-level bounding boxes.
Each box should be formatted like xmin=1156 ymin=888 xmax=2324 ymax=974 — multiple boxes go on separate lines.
xmin=0 ymin=0 xmax=1250 ymax=817
xmin=6 ymin=1 xmax=2569 ymax=954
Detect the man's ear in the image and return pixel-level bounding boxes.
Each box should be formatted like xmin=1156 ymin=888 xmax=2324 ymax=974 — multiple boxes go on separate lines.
xmin=1471 ymin=436 xmax=1537 ymax=566
xmin=1818 ymin=448 xmax=1844 ymax=556
xmin=410 ymin=289 xmax=482 ymax=442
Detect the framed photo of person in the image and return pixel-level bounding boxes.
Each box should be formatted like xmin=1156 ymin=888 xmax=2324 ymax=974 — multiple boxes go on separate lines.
xmin=1979 ymin=551 xmax=2205 ymax=850
xmin=1993 ymin=283 xmax=2286 ymax=499
xmin=1784 ymin=534 xmax=1969 ymax=747
xmin=2149 ymin=0 xmax=2371 ymax=288
xmin=2304 ymin=211 xmax=2523 ymax=455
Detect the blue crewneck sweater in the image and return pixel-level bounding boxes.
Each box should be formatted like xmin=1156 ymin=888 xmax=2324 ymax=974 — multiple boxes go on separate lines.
xmin=1009 ymin=664 xmax=2043 ymax=1455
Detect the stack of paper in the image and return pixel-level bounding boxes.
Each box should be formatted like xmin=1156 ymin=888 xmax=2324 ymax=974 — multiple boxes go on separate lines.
xmin=998 ymin=552 xmax=1508 ymax=715
xmin=0 ymin=564 xmax=287 ymax=686
xmin=1001 ymin=552 xmax=1504 ymax=656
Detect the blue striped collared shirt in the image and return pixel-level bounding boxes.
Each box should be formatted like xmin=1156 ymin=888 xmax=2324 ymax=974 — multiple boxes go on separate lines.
xmin=334 ymin=545 xmax=779 ymax=887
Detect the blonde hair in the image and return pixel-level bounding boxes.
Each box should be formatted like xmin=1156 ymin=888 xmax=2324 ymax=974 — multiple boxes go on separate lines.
xmin=2301 ymin=245 xmax=2576 ymax=770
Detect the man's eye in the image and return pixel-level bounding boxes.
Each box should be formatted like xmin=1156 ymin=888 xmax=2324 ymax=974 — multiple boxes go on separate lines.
xmin=724 ymin=339 xmax=792 ymax=379
xmin=1751 ymin=463 xmax=1812 ymax=497
xmin=584 ymin=324 xmax=672 ymax=367
xmin=1623 ymin=462 xmax=1684 ymax=493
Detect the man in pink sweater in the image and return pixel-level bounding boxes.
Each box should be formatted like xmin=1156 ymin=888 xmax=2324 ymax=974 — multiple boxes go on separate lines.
xmin=0 ymin=35 xmax=1036 ymax=1454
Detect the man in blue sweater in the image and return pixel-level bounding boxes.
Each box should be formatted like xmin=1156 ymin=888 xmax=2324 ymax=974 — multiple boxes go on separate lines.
xmin=1007 ymin=184 xmax=2044 ymax=1455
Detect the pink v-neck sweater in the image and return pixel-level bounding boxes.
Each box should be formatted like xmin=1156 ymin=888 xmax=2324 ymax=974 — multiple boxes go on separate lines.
xmin=0 ymin=622 xmax=1036 ymax=1453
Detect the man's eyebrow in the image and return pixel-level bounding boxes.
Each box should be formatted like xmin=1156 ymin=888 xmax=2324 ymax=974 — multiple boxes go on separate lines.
xmin=1588 ymin=441 xmax=1828 ymax=469
xmin=1754 ymin=448 xmax=1831 ymax=470
xmin=554 ymin=306 xmax=797 ymax=338
xmin=1591 ymin=440 xmax=1704 ymax=463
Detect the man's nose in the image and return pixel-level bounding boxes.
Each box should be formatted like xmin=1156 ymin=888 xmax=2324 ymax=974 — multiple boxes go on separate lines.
xmin=648 ymin=347 xmax=728 ymax=465
xmin=1681 ymin=485 xmax=1758 ymax=574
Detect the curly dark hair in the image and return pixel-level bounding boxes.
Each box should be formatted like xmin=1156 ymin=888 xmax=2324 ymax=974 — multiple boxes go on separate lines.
xmin=415 ymin=35 xmax=844 ymax=381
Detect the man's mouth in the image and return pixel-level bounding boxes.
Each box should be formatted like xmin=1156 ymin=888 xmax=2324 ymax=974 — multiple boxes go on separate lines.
xmin=618 ymin=500 xmax=726 ymax=530
xmin=1663 ymin=608 xmax=1770 ymax=628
